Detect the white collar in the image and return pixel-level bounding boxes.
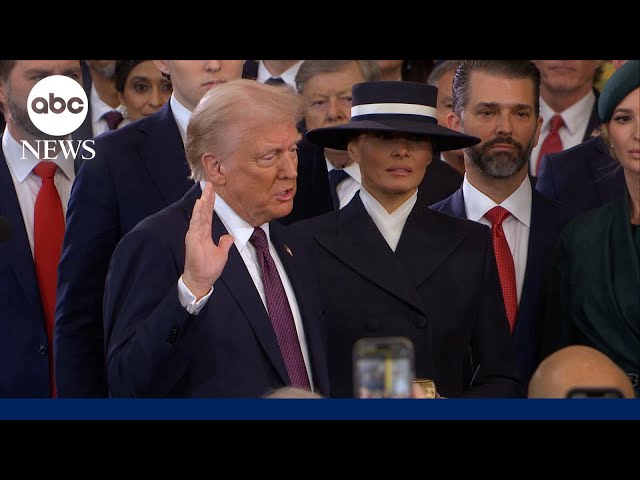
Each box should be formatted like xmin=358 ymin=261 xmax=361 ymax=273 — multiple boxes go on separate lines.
xmin=325 ymin=157 xmax=362 ymax=184
xmin=462 ymin=175 xmax=532 ymax=227
xmin=170 ymin=94 xmax=192 ymax=144
xmin=539 ymin=90 xmax=596 ymax=137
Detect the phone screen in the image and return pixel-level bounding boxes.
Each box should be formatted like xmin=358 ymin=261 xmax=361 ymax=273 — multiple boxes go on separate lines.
xmin=353 ymin=337 xmax=414 ymax=398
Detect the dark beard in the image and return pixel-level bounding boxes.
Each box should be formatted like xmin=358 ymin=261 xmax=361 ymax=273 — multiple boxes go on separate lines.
xmin=6 ymin=84 xmax=64 ymax=141
xmin=465 ymin=135 xmax=534 ymax=178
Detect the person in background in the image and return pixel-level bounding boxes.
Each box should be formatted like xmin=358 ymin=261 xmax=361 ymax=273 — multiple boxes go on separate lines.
xmin=431 ymin=60 xmax=574 ymax=387
xmin=298 ymin=80 xmax=523 ymax=398
xmin=535 ymin=61 xmax=629 ymax=217
xmin=114 ymin=60 xmax=173 ymax=126
xmin=55 ymin=61 xmax=245 ymax=398
xmin=427 ymin=60 xmax=465 ymax=175
xmin=541 ymin=60 xmax=640 ymax=397
xmin=103 ymin=80 xmax=329 ymax=397
xmin=528 ymin=345 xmax=635 ymax=399
xmin=85 ymin=60 xmax=122 ymax=135
xmin=242 ymin=60 xmax=303 ymax=90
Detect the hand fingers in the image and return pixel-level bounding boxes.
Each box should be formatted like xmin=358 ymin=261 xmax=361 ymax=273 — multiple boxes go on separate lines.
xmin=217 ymin=234 xmax=235 ymax=257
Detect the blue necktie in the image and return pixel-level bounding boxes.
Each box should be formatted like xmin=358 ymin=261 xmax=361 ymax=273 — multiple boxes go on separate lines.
xmin=328 ymin=168 xmax=350 ymax=210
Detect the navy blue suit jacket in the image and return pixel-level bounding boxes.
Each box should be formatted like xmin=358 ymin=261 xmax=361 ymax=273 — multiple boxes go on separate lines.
xmin=294 ymin=194 xmax=523 ymax=398
xmin=55 ymin=103 xmax=194 ymax=397
xmin=0 ymin=149 xmax=51 ymax=396
xmin=103 ymin=184 xmax=330 ymax=397
xmin=536 ymin=135 xmax=625 ymax=216
xmin=431 ymin=183 xmax=573 ymax=384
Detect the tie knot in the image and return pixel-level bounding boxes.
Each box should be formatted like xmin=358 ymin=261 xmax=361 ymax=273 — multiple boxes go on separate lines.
xmin=485 ymin=206 xmax=511 ymax=226
xmin=34 ymin=161 xmax=58 ymax=180
xmin=249 ymin=227 xmax=269 ymax=253
xmin=549 ymin=114 xmax=564 ymax=132
xmin=329 ymin=168 xmax=350 ymax=185
xmin=103 ymin=110 xmax=124 ymax=130
xmin=265 ymin=76 xmax=286 ymax=86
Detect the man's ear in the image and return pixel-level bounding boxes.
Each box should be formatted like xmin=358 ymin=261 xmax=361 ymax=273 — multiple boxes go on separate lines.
xmin=202 ymin=153 xmax=226 ymax=186
xmin=446 ymin=111 xmax=462 ymax=132
xmin=153 ymin=60 xmax=170 ymax=76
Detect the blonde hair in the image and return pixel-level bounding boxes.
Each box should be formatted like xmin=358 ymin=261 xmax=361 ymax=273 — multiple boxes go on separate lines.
xmin=185 ymin=79 xmax=304 ymax=181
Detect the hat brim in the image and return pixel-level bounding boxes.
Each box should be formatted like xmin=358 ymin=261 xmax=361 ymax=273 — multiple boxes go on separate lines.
xmin=305 ymin=119 xmax=480 ymax=152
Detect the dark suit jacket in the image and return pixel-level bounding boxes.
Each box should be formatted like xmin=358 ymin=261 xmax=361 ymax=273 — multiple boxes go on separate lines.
xmin=103 ymin=184 xmax=330 ymax=397
xmin=280 ymin=141 xmax=463 ymax=225
xmin=536 ymin=135 xmax=625 ymax=216
xmin=431 ymin=183 xmax=574 ymax=384
xmin=0 ymin=144 xmax=79 ymax=396
xmin=294 ymin=194 xmax=523 ymax=398
xmin=55 ymin=102 xmax=194 ymax=397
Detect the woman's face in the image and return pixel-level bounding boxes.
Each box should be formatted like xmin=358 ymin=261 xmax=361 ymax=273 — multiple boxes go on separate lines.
xmin=119 ymin=61 xmax=172 ymax=121
xmin=608 ymin=87 xmax=640 ymax=176
xmin=348 ymin=131 xmax=432 ymax=209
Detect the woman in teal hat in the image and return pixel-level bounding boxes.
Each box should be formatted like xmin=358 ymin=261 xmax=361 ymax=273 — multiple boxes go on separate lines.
xmin=541 ymin=60 xmax=640 ymax=396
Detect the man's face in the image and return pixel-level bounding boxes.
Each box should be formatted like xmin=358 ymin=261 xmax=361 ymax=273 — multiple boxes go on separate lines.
xmin=217 ymin=119 xmax=301 ymax=226
xmin=86 ymin=60 xmax=116 ymax=79
xmin=449 ymin=70 xmax=542 ymax=178
xmin=154 ymin=60 xmax=244 ymax=111
xmin=302 ymin=62 xmax=365 ymax=131
xmin=435 ymin=69 xmax=455 ymax=127
xmin=0 ymin=60 xmax=83 ymax=140
xmin=533 ymin=60 xmax=601 ymax=96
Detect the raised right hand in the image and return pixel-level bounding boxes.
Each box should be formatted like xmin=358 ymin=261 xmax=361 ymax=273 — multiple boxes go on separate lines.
xmin=183 ymin=182 xmax=234 ymax=300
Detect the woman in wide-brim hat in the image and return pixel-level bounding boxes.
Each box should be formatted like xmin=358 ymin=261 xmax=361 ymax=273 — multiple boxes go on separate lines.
xmin=295 ymin=80 xmax=524 ymax=399
xmin=541 ymin=60 xmax=640 ymax=397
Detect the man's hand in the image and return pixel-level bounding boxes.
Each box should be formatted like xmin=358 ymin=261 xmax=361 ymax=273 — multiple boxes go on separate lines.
xmin=183 ymin=182 xmax=234 ymax=300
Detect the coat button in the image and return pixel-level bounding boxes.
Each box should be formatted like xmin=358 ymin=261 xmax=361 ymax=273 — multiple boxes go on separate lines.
xmin=37 ymin=344 xmax=48 ymax=356
xmin=166 ymin=327 xmax=178 ymax=345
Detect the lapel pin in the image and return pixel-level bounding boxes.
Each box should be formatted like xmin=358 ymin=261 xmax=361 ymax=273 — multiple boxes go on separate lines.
xmin=284 ymin=244 xmax=293 ymax=257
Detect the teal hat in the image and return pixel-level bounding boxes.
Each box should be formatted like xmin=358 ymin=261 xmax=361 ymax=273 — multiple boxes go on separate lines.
xmin=598 ymin=60 xmax=640 ymax=123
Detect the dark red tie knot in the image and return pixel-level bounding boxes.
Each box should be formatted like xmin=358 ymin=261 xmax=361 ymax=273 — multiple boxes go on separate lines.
xmin=249 ymin=227 xmax=269 ymax=252
xmin=484 ymin=206 xmax=511 ymax=227
xmin=34 ymin=161 xmax=59 ymax=180
xmin=103 ymin=110 xmax=124 ymax=130
xmin=549 ymin=114 xmax=565 ymax=132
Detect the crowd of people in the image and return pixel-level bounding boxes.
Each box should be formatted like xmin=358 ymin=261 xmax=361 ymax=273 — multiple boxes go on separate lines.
xmin=0 ymin=59 xmax=637 ymax=399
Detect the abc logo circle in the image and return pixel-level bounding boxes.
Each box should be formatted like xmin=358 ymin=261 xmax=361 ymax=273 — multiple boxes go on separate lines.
xmin=27 ymin=75 xmax=88 ymax=136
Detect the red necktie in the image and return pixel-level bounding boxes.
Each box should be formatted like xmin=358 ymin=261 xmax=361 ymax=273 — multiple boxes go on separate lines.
xmin=484 ymin=206 xmax=518 ymax=333
xmin=103 ymin=110 xmax=123 ymax=130
xmin=33 ymin=162 xmax=65 ymax=397
xmin=536 ymin=114 xmax=564 ymax=175
xmin=249 ymin=227 xmax=311 ymax=389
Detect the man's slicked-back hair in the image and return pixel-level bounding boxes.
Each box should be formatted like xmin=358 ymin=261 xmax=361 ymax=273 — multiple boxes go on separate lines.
xmin=185 ymin=78 xmax=304 ymax=181
xmin=295 ymin=60 xmax=382 ymax=94
xmin=451 ymin=60 xmax=541 ymax=119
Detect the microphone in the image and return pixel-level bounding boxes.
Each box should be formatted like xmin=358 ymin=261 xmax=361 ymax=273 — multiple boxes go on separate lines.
xmin=0 ymin=216 xmax=11 ymax=243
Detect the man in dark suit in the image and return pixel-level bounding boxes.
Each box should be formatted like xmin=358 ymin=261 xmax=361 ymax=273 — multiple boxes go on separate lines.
xmin=55 ymin=61 xmax=246 ymax=397
xmin=103 ymin=79 xmax=329 ymax=397
xmin=297 ymin=80 xmax=523 ymax=398
xmin=431 ymin=60 xmax=574 ymax=386
xmin=536 ymin=61 xmax=629 ymax=215
xmin=0 ymin=60 xmax=86 ymax=397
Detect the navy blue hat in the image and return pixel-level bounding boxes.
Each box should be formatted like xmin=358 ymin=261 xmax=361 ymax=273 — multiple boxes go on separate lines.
xmin=598 ymin=60 xmax=640 ymax=123
xmin=305 ymin=81 xmax=480 ymax=152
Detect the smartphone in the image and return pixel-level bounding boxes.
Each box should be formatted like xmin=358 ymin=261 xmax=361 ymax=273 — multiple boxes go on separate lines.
xmin=566 ymin=388 xmax=624 ymax=399
xmin=353 ymin=337 xmax=415 ymax=398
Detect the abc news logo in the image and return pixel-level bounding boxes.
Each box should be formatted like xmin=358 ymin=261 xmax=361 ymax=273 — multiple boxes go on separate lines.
xmin=22 ymin=75 xmax=95 ymax=160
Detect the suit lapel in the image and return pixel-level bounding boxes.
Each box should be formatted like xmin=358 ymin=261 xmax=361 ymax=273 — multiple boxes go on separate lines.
xmin=396 ymin=202 xmax=469 ymax=287
xmin=0 ymin=151 xmax=41 ymax=308
xmin=315 ymin=195 xmax=426 ymax=314
xmin=140 ymin=104 xmax=194 ymax=206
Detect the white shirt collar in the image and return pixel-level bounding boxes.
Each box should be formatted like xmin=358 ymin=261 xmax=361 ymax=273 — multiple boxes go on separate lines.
xmin=90 ymin=83 xmax=113 ymax=124
xmin=325 ymin=157 xmax=362 ymax=184
xmin=462 ymin=175 xmax=532 ymax=227
xmin=539 ymin=90 xmax=596 ymax=137
xmin=199 ymin=180 xmax=269 ymax=251
xmin=257 ymin=61 xmax=304 ymax=90
xmin=2 ymin=127 xmax=75 ymax=183
xmin=170 ymin=94 xmax=192 ymax=144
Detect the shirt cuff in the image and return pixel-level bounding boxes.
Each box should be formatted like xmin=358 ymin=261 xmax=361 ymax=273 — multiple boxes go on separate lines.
xmin=177 ymin=275 xmax=213 ymax=315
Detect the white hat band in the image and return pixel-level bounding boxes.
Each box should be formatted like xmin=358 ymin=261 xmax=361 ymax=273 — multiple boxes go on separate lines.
xmin=351 ymin=102 xmax=437 ymax=119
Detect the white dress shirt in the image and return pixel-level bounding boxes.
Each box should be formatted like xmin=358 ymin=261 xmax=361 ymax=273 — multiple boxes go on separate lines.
xmin=462 ymin=176 xmax=531 ymax=304
xmin=90 ymin=84 xmax=115 ymax=137
xmin=2 ymin=129 xmax=75 ymax=256
xmin=178 ymin=181 xmax=314 ymax=388
xmin=169 ymin=94 xmax=192 ymax=145
xmin=360 ymin=187 xmax=417 ymax=252
xmin=257 ymin=61 xmax=304 ymax=91
xmin=326 ymin=158 xmax=362 ymax=209
xmin=530 ymin=90 xmax=596 ymax=174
